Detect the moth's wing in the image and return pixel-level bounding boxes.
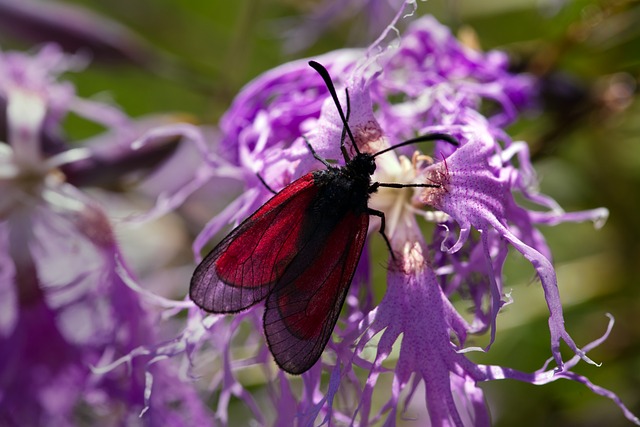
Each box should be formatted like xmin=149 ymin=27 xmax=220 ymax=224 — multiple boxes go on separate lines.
xmin=190 ymin=174 xmax=319 ymax=313
xmin=264 ymin=210 xmax=369 ymax=374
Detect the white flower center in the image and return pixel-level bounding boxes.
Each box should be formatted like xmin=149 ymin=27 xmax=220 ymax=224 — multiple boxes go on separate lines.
xmin=369 ymin=149 xmax=419 ymax=240
xmin=0 ymin=90 xmax=89 ymax=218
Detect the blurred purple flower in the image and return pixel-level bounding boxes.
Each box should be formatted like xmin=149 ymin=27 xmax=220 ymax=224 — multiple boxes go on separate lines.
xmin=0 ymin=0 xmax=157 ymax=66
xmin=141 ymin=14 xmax=636 ymax=427
xmin=0 ymin=44 xmax=212 ymax=425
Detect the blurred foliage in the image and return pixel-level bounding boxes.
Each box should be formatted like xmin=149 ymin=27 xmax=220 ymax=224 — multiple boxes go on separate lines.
xmin=1 ymin=0 xmax=638 ymax=425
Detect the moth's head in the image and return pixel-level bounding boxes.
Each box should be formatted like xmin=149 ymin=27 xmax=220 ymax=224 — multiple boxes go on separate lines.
xmin=349 ymin=152 xmax=376 ymax=177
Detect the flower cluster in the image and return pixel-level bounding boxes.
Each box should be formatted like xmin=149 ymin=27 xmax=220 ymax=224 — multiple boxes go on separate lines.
xmin=0 ymin=45 xmax=211 ymax=425
xmin=166 ymin=14 xmax=637 ymax=426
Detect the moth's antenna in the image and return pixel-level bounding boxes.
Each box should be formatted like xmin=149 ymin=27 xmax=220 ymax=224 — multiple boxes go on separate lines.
xmin=308 ymin=61 xmax=360 ymax=156
xmin=373 ymin=133 xmax=459 ymax=158
xmin=339 ymin=88 xmax=352 ymax=162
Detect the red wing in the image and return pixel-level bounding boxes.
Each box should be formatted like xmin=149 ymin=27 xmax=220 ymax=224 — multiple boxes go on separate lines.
xmin=190 ymin=174 xmax=319 ymax=313
xmin=263 ymin=210 xmax=369 ymax=375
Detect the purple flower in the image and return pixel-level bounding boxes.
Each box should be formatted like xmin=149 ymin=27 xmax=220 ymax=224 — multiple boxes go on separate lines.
xmin=150 ymin=14 xmax=637 ymax=426
xmin=419 ymin=117 xmax=609 ymax=368
xmin=0 ymin=44 xmax=211 ymax=425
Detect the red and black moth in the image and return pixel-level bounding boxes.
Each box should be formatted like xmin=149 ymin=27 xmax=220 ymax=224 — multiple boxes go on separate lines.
xmin=190 ymin=61 xmax=458 ymax=375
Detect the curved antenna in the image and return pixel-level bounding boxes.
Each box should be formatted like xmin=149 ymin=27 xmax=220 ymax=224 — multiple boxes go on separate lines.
xmin=308 ymin=61 xmax=360 ymax=157
xmin=339 ymin=88 xmax=352 ymax=162
xmin=373 ymin=133 xmax=459 ymax=158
